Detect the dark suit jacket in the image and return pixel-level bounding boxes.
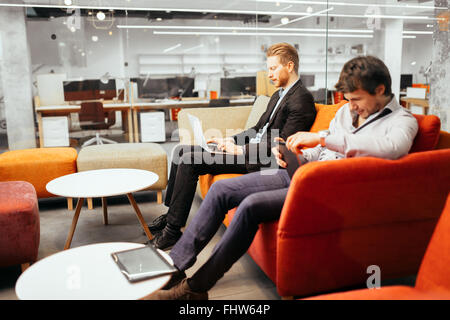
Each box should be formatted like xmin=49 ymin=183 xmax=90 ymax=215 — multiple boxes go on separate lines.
xmin=232 ymin=79 xmax=316 ymax=172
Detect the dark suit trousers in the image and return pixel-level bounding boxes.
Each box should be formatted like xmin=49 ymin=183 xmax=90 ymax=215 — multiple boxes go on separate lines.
xmin=169 ymin=169 xmax=291 ymax=292
xmin=165 ymin=144 xmax=249 ymax=228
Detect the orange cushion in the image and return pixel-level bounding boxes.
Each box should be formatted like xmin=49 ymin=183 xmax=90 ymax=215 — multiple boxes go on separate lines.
xmin=309 ymin=100 xmax=347 ymax=133
xmin=304 ymin=286 xmax=450 ymax=300
xmin=0 ymin=147 xmax=78 ymax=198
xmin=409 ymin=114 xmax=441 ymax=153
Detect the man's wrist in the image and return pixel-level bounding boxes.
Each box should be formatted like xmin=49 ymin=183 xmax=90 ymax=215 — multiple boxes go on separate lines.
xmin=318 ymin=130 xmax=330 ymax=147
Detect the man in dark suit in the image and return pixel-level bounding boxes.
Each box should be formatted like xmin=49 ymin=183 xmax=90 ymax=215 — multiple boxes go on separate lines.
xmin=149 ymin=42 xmax=316 ymax=250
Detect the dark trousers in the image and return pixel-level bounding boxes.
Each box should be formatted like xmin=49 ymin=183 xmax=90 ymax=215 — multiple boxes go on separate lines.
xmin=169 ymin=168 xmax=291 ymax=292
xmin=164 ymin=144 xmax=249 ymax=228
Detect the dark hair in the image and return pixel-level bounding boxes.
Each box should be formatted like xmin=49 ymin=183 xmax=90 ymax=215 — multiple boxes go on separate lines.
xmin=266 ymin=42 xmax=299 ymax=74
xmin=335 ymin=56 xmax=392 ymax=96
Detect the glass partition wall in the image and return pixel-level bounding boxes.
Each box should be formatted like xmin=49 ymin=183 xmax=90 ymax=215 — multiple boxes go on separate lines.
xmin=0 ymin=0 xmax=447 ymax=151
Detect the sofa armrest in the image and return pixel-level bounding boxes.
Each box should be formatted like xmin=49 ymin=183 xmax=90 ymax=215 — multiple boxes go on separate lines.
xmin=279 ymin=149 xmax=450 ymax=237
xmin=177 ymin=106 xmax=252 ymax=145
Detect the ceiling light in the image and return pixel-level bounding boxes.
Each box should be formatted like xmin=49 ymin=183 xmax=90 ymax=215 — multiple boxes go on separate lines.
xmin=163 ymin=43 xmax=182 ymax=53
xmin=281 ymin=17 xmax=289 ymax=24
xmin=109 ymin=31 xmax=113 ymax=36
xmin=403 ymin=31 xmax=433 ymax=35
xmin=64 ymin=0 xmax=72 ymax=6
xmin=411 ymin=61 xmax=417 ymax=66
xmin=156 ymin=17 xmax=162 ymax=21
xmin=70 ymin=26 xmax=76 ymax=32
xmin=117 ymin=25 xmax=373 ymax=34
xmin=183 ymin=44 xmax=204 ymax=53
xmin=154 ymin=31 xmax=373 ymax=39
xmin=96 ymin=11 xmax=106 ymax=21
xmin=306 ymin=6 xmax=313 ymax=14
xmin=91 ymin=35 xmax=99 ymax=42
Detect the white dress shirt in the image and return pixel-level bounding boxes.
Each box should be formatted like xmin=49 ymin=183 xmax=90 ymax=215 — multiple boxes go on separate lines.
xmin=301 ymin=96 xmax=419 ymax=162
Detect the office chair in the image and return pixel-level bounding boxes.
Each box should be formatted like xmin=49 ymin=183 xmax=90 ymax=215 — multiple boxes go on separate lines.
xmin=79 ymin=102 xmax=117 ymax=147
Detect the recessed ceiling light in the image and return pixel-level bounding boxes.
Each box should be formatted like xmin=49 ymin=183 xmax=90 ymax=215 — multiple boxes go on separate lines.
xmin=156 ymin=17 xmax=162 ymax=21
xmin=64 ymin=0 xmax=72 ymax=6
xmin=109 ymin=31 xmax=113 ymax=36
xmin=96 ymin=11 xmax=106 ymax=21
xmin=281 ymin=17 xmax=290 ymax=24
xmin=306 ymin=6 xmax=313 ymax=14
xmin=91 ymin=35 xmax=98 ymax=42
xmin=70 ymin=26 xmax=76 ymax=32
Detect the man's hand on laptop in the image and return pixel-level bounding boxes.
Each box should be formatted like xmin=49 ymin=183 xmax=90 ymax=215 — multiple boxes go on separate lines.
xmin=286 ymin=132 xmax=320 ymax=153
xmin=207 ymin=137 xmax=243 ymax=155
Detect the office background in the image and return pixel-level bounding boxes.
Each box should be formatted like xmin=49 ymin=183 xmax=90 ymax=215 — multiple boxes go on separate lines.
xmin=0 ymin=0 xmax=448 ymax=151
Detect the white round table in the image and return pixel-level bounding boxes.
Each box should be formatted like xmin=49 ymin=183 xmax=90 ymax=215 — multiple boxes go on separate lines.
xmin=15 ymin=242 xmax=172 ymax=300
xmin=46 ymin=168 xmax=159 ymax=249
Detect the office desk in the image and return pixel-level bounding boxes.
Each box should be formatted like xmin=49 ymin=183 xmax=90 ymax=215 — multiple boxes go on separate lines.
xmin=400 ymin=97 xmax=429 ymax=115
xmin=36 ymin=98 xmax=256 ymax=145
xmin=131 ymin=97 xmax=255 ymax=142
xmin=35 ymin=103 xmax=134 ymax=147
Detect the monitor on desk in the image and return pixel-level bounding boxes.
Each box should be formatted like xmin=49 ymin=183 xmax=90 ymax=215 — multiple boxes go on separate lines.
xmin=220 ymin=76 xmax=256 ymax=97
xmin=63 ymin=79 xmax=117 ymax=101
xmin=133 ymin=78 xmax=169 ymax=99
xmin=400 ymin=74 xmax=413 ymax=91
xmin=167 ymin=77 xmax=195 ymax=98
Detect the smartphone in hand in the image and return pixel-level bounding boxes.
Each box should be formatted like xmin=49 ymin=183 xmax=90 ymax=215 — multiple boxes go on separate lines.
xmin=277 ymin=141 xmax=306 ymax=178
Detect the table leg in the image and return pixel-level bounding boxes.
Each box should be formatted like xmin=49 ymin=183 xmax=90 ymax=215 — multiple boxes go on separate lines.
xmin=127 ymin=193 xmax=153 ymax=241
xmin=67 ymin=198 xmax=73 ymax=210
xmin=128 ymin=108 xmax=134 ymax=143
xmin=37 ymin=112 xmax=44 ymax=148
xmin=64 ymin=198 xmax=85 ymax=250
xmin=133 ymin=109 xmax=139 ymax=143
xmin=102 ymin=197 xmax=108 ymax=225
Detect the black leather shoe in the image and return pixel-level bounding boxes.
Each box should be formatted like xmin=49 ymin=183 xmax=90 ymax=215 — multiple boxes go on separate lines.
xmin=147 ymin=214 xmax=168 ymax=234
xmin=151 ymin=228 xmax=182 ymax=251
xmin=162 ymin=270 xmax=187 ymax=290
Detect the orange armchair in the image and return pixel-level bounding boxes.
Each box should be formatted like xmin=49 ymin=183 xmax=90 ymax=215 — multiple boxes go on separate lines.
xmin=306 ymin=193 xmax=450 ymax=300
xmin=275 ymin=148 xmax=450 ymax=298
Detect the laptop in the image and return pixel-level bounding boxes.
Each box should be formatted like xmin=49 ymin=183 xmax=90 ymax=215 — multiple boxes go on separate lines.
xmin=277 ymin=141 xmax=307 ymax=178
xmin=187 ymin=114 xmax=231 ymax=154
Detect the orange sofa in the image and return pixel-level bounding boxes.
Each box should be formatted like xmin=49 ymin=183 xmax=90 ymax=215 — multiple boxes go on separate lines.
xmin=0 ymin=147 xmax=78 ymax=199
xmin=198 ymin=102 xmax=450 ymax=298
xmin=305 ymin=193 xmax=450 ymax=300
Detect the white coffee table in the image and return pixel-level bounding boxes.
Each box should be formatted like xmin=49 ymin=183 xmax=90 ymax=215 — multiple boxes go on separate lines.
xmin=46 ymin=168 xmax=158 ymax=249
xmin=15 ymin=242 xmax=172 ymax=300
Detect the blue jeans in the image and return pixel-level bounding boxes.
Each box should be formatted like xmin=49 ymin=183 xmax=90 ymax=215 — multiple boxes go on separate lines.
xmin=169 ymin=168 xmax=291 ymax=292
